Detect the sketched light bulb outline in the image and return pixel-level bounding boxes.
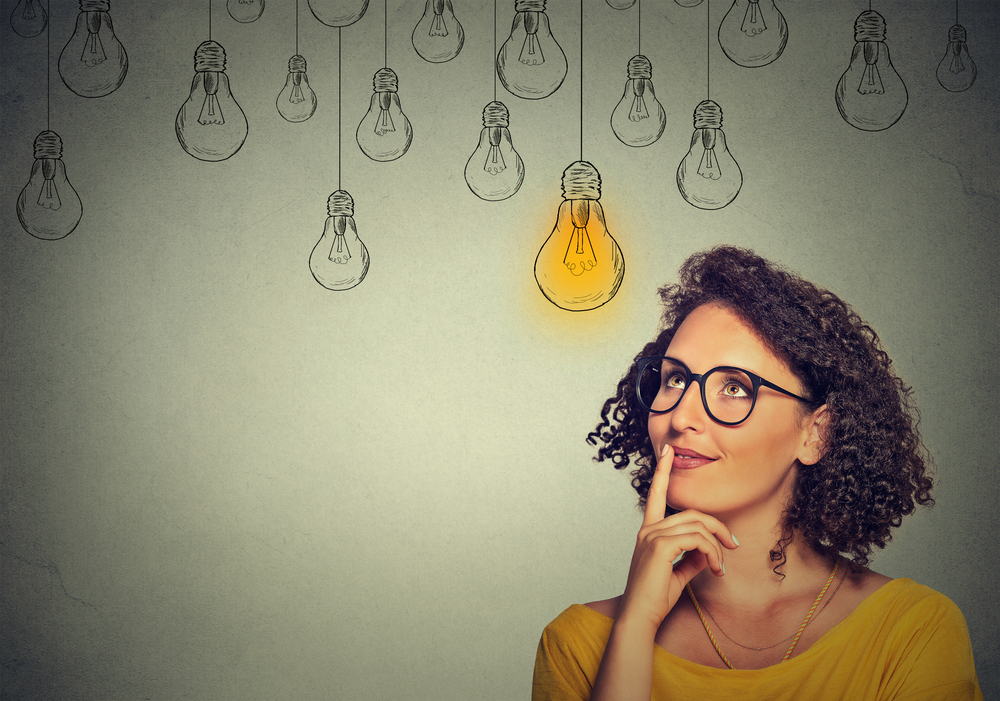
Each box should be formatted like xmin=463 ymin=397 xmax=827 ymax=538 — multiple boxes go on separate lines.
xmin=937 ymin=24 xmax=977 ymax=92
xmin=58 ymin=0 xmax=128 ymax=98
xmin=16 ymin=131 xmax=84 ymax=241
xmin=674 ymin=0 xmax=703 ymax=6
xmin=308 ymin=0 xmax=368 ymax=26
xmin=610 ymin=55 xmax=666 ymax=148
xmin=676 ymin=100 xmax=742 ymax=210
xmin=176 ymin=40 xmax=249 ymax=161
xmin=228 ymin=0 xmax=265 ymax=23
xmin=9 ymin=0 xmax=47 ymax=38
xmin=606 ymin=0 xmax=636 ymax=9
xmin=717 ymin=0 xmax=788 ymax=68
xmin=356 ymin=67 xmax=413 ymax=162
xmin=277 ymin=55 xmax=318 ymax=122
xmin=412 ymin=0 xmax=464 ymax=63
xmin=465 ymin=101 xmax=525 ymax=201
xmin=497 ymin=0 xmax=567 ymax=100
xmin=534 ymin=161 xmax=625 ymax=312
xmin=835 ymin=10 xmax=907 ymax=131
xmin=310 ymin=190 xmax=370 ymax=291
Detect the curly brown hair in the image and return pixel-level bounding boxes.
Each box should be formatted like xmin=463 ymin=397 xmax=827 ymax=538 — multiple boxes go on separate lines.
xmin=587 ymin=246 xmax=934 ymax=571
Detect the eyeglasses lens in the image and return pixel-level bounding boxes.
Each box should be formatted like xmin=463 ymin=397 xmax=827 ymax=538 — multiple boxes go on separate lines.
xmin=637 ymin=359 xmax=756 ymax=423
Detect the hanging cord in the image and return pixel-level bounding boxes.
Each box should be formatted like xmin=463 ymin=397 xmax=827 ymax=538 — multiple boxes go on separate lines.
xmin=209 ymin=0 xmax=213 ymax=40
xmin=338 ymin=26 xmax=342 ymax=190
xmin=580 ymin=0 xmax=583 ymax=162
xmin=638 ymin=0 xmax=641 ymax=56
xmin=295 ymin=0 xmax=299 ymax=55
xmin=46 ymin=0 xmax=50 ymax=130
xmin=706 ymin=0 xmax=710 ymax=100
xmin=384 ymin=0 xmax=387 ymax=67
xmin=493 ymin=0 xmax=497 ymax=102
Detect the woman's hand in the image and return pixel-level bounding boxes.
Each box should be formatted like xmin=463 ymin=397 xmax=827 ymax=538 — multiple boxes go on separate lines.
xmin=616 ymin=444 xmax=741 ymax=631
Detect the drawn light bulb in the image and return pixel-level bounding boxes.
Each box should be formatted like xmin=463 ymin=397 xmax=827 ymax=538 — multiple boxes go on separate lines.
xmin=310 ymin=190 xmax=370 ymax=291
xmin=674 ymin=0 xmax=703 ymax=6
xmin=9 ymin=0 xmax=47 ymax=38
xmin=606 ymin=0 xmax=635 ymax=9
xmin=937 ymin=24 xmax=977 ymax=92
xmin=835 ymin=10 xmax=907 ymax=131
xmin=676 ymin=100 xmax=742 ymax=210
xmin=176 ymin=40 xmax=249 ymax=162
xmin=307 ymin=0 xmax=368 ymax=26
xmin=228 ymin=0 xmax=264 ymax=23
xmin=465 ymin=101 xmax=524 ymax=201
xmin=58 ymin=0 xmax=128 ymax=98
xmin=412 ymin=0 xmax=464 ymax=63
xmin=611 ymin=55 xmax=666 ymax=148
xmin=16 ymin=131 xmax=83 ymax=241
xmin=534 ymin=161 xmax=625 ymax=312
xmin=356 ymin=67 xmax=413 ymax=162
xmin=497 ymin=0 xmax=567 ymax=100
xmin=277 ymin=55 xmax=318 ymax=122
xmin=717 ymin=0 xmax=788 ymax=68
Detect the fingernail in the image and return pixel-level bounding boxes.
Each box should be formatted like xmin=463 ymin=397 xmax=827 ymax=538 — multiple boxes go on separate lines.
xmin=732 ymin=534 xmax=740 ymax=546
xmin=661 ymin=444 xmax=671 ymax=458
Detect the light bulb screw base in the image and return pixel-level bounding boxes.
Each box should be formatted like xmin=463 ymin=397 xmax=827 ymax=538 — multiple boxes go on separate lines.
xmin=561 ymin=161 xmax=601 ymax=201
xmin=328 ymin=191 xmax=354 ymax=217
xmin=373 ymin=67 xmax=398 ymax=92
xmin=854 ymin=11 xmax=886 ymax=43
xmin=693 ymin=100 xmax=723 ymax=129
xmin=627 ymin=55 xmax=652 ymax=80
xmin=288 ymin=55 xmax=307 ymax=72
xmin=80 ymin=0 xmax=110 ymax=11
xmin=33 ymin=130 xmax=63 ymax=159
xmin=948 ymin=24 xmax=967 ymax=42
xmin=483 ymin=101 xmax=510 ymax=127
xmin=515 ymin=0 xmax=545 ymax=12
xmin=195 ymin=41 xmax=227 ymax=72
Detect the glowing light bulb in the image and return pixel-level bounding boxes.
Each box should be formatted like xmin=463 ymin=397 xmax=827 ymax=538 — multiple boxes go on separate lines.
xmin=58 ymin=0 xmax=127 ymax=98
xmin=676 ymin=100 xmax=742 ymax=210
xmin=228 ymin=0 xmax=264 ymax=22
xmin=610 ymin=55 xmax=666 ymax=148
xmin=465 ymin=101 xmax=525 ymax=201
xmin=717 ymin=0 xmax=787 ymax=68
xmin=412 ymin=0 xmax=464 ymax=63
xmin=310 ymin=191 xmax=370 ymax=291
xmin=534 ymin=161 xmax=625 ymax=312
xmin=674 ymin=0 xmax=703 ymax=6
xmin=16 ymin=131 xmax=83 ymax=241
xmin=606 ymin=0 xmax=635 ymax=9
xmin=277 ymin=55 xmax=318 ymax=123
xmin=307 ymin=0 xmax=368 ymax=26
xmin=175 ymin=41 xmax=248 ymax=162
xmin=9 ymin=0 xmax=47 ymax=38
xmin=356 ymin=67 xmax=413 ymax=162
xmin=835 ymin=10 xmax=907 ymax=131
xmin=937 ymin=24 xmax=977 ymax=92
xmin=497 ymin=0 xmax=567 ymax=100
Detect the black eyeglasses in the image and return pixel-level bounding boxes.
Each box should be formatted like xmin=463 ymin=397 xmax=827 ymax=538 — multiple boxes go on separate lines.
xmin=635 ymin=356 xmax=811 ymax=426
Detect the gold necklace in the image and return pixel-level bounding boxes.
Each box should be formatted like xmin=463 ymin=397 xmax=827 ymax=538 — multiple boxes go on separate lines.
xmin=685 ymin=560 xmax=840 ymax=669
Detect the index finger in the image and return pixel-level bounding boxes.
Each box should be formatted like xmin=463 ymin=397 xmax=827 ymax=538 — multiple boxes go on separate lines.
xmin=643 ymin=444 xmax=673 ymax=527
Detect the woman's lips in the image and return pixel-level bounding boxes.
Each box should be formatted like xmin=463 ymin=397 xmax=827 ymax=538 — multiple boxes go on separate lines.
xmin=671 ymin=447 xmax=717 ymax=470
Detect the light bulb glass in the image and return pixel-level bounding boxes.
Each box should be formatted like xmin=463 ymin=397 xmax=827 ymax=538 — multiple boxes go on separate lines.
xmin=835 ymin=10 xmax=907 ymax=131
xmin=676 ymin=100 xmax=742 ymax=210
xmin=610 ymin=55 xmax=666 ymax=148
xmin=176 ymin=41 xmax=249 ymax=162
xmin=717 ymin=0 xmax=788 ymax=68
xmin=307 ymin=0 xmax=368 ymax=26
xmin=277 ymin=55 xmax=318 ymax=123
xmin=310 ymin=191 xmax=370 ymax=291
xmin=228 ymin=0 xmax=265 ymax=23
xmin=534 ymin=161 xmax=625 ymax=312
xmin=497 ymin=0 xmax=567 ymax=100
xmin=356 ymin=67 xmax=413 ymax=162
xmin=58 ymin=0 xmax=128 ymax=98
xmin=936 ymin=24 xmax=977 ymax=92
xmin=465 ymin=101 xmax=525 ymax=201
xmin=606 ymin=0 xmax=636 ymax=9
xmin=674 ymin=0 xmax=703 ymax=6
xmin=16 ymin=131 xmax=83 ymax=241
xmin=9 ymin=0 xmax=47 ymax=38
xmin=412 ymin=0 xmax=464 ymax=63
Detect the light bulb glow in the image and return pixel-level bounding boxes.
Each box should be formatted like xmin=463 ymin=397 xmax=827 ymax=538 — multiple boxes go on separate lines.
xmin=10 ymin=0 xmax=47 ymax=38
xmin=356 ymin=68 xmax=413 ymax=162
xmin=16 ymin=131 xmax=83 ymax=241
xmin=937 ymin=24 xmax=977 ymax=92
xmin=176 ymin=41 xmax=249 ymax=161
xmin=611 ymin=55 xmax=666 ymax=148
xmin=310 ymin=191 xmax=370 ymax=290
xmin=534 ymin=162 xmax=624 ymax=312
xmin=58 ymin=0 xmax=127 ymax=98
xmin=676 ymin=100 xmax=742 ymax=210
xmin=307 ymin=0 xmax=368 ymax=26
xmin=228 ymin=0 xmax=264 ymax=22
xmin=465 ymin=101 xmax=525 ymax=201
xmin=835 ymin=11 xmax=907 ymax=131
xmin=277 ymin=55 xmax=318 ymax=122
xmin=412 ymin=0 xmax=464 ymax=63
xmin=717 ymin=0 xmax=787 ymax=68
xmin=497 ymin=0 xmax=567 ymax=100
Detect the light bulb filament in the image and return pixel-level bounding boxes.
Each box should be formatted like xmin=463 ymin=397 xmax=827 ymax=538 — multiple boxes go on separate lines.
xmin=519 ymin=12 xmax=544 ymax=65
xmin=741 ymin=0 xmax=766 ymax=37
xmin=697 ymin=129 xmax=721 ymax=180
xmin=328 ymin=218 xmax=352 ymax=264
xmin=81 ymin=13 xmax=108 ymax=66
xmin=198 ymin=72 xmax=226 ymax=125
xmin=430 ymin=13 xmax=448 ymax=36
xmin=23 ymin=0 xmax=38 ymax=21
xmin=375 ymin=92 xmax=396 ymax=135
xmin=858 ymin=43 xmax=884 ymax=94
xmin=563 ymin=200 xmax=597 ymax=276
xmin=950 ymin=44 xmax=966 ymax=73
xmin=36 ymin=159 xmax=62 ymax=210
xmin=290 ymin=73 xmax=305 ymax=103
xmin=629 ymin=84 xmax=649 ymax=122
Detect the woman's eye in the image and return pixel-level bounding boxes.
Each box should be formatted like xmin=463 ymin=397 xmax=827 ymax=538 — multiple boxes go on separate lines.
xmin=721 ymin=380 xmax=750 ymax=398
xmin=665 ymin=374 xmax=686 ymax=389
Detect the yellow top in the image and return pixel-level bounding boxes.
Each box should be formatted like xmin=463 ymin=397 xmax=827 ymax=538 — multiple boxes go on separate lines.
xmin=532 ymin=579 xmax=983 ymax=701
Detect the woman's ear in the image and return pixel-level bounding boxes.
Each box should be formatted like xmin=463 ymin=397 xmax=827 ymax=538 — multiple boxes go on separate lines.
xmin=798 ymin=404 xmax=829 ymax=466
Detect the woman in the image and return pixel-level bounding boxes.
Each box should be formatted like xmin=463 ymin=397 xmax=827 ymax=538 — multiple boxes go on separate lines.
xmin=532 ymin=246 xmax=982 ymax=700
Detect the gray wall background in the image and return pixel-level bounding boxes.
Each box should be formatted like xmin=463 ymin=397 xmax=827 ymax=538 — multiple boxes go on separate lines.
xmin=2 ymin=0 xmax=997 ymax=699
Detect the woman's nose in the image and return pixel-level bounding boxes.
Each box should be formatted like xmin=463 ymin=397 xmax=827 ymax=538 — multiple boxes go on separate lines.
xmin=670 ymin=381 xmax=709 ymax=431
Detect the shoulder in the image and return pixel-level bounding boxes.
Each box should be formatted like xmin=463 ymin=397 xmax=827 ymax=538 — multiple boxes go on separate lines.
xmin=533 ymin=605 xmax=614 ymax=700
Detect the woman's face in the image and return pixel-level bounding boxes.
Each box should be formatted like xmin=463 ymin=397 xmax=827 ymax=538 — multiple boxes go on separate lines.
xmin=648 ymin=303 xmax=825 ymax=519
